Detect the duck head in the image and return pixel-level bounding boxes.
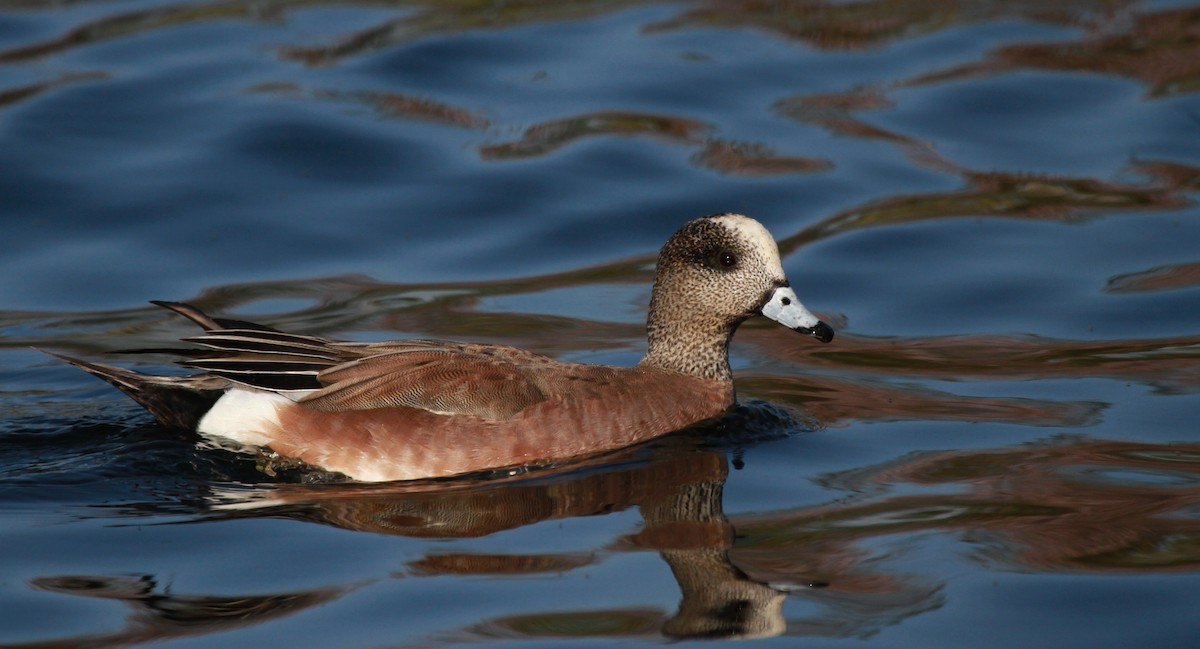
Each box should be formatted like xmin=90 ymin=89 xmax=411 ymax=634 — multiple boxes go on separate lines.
xmin=641 ymin=213 xmax=833 ymax=381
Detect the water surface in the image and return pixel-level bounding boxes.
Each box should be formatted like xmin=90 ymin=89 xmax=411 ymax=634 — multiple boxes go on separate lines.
xmin=2 ymin=0 xmax=1199 ymax=646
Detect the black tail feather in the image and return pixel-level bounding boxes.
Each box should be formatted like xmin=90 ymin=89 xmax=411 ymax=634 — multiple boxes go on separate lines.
xmin=45 ymin=301 xmax=340 ymax=424
xmin=42 ymin=351 xmax=224 ymax=430
xmin=150 ymin=300 xmax=283 ymax=333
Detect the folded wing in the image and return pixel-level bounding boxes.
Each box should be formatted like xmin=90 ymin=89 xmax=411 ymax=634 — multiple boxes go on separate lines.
xmin=299 ymin=345 xmax=550 ymax=419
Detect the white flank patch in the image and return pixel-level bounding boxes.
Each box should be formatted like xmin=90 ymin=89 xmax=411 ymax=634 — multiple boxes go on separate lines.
xmin=712 ymin=213 xmax=786 ymax=279
xmin=197 ymin=388 xmax=292 ymax=448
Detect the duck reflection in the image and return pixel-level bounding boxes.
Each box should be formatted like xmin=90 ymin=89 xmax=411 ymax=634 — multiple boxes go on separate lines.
xmin=17 ymin=574 xmax=348 ymax=649
xmin=220 ymin=420 xmax=797 ymax=640
xmin=16 ymin=425 xmax=1200 ymax=646
xmin=13 ymin=406 xmax=814 ymax=647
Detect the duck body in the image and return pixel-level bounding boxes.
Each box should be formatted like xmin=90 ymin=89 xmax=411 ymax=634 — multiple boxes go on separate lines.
xmin=50 ymin=214 xmax=832 ymax=481
xmin=209 ymin=367 xmax=732 ymax=483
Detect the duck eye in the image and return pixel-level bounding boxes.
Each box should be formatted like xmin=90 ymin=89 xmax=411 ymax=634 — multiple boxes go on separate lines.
xmin=719 ymin=251 xmax=738 ymax=269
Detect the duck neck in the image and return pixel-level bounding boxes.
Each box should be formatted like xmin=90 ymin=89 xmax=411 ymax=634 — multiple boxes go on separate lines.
xmin=638 ymin=300 xmax=738 ymax=383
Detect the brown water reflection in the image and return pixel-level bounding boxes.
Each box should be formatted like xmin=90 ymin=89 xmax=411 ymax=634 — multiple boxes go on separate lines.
xmin=903 ymin=4 xmax=1200 ymax=97
xmin=690 ymin=139 xmax=834 ymax=176
xmin=0 ymin=71 xmax=107 ymax=108
xmin=0 ymin=2 xmax=1187 ymax=73
xmin=15 ymin=574 xmax=348 ymax=649
xmin=781 ymin=162 xmax=1199 ymax=249
xmin=643 ymin=0 xmax=1123 ymax=50
xmin=741 ymin=371 xmax=1107 ymax=430
xmin=479 ymin=111 xmax=710 ymax=160
xmin=1106 ymin=260 xmax=1200 ymax=294
xmin=750 ymin=328 xmax=1200 ymax=398
xmin=762 ymin=437 xmax=1200 ymax=574
xmin=6 ymin=2 xmax=1197 ymax=115
xmin=17 ymin=433 xmax=1200 ymax=645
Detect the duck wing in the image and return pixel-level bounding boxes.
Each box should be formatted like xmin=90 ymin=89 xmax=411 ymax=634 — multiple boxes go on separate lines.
xmin=176 ymin=328 xmax=358 ymax=391
xmin=178 ymin=330 xmax=554 ymax=420
xmin=154 ymin=301 xmax=570 ymax=421
xmin=297 ymin=342 xmax=555 ymax=420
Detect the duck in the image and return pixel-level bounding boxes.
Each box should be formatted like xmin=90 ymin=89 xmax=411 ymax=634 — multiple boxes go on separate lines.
xmin=49 ymin=213 xmax=833 ymax=482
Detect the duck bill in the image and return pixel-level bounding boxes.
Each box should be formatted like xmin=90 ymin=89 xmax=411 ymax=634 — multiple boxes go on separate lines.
xmin=760 ymin=285 xmax=834 ymax=343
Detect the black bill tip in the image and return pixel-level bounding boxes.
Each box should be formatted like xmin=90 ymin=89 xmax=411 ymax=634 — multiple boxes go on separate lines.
xmin=798 ymin=321 xmax=834 ymax=343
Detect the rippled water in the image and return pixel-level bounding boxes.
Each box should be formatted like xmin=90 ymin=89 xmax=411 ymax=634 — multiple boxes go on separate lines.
xmin=3 ymin=0 xmax=1200 ymax=646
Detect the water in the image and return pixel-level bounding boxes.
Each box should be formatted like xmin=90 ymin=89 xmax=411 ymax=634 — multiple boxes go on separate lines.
xmin=3 ymin=0 xmax=1200 ymax=646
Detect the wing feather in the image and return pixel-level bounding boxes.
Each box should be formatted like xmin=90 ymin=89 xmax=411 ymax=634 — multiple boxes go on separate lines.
xmin=152 ymin=306 xmax=564 ymax=420
xmin=172 ymin=329 xmax=358 ymax=390
xmin=299 ymin=347 xmax=551 ymax=419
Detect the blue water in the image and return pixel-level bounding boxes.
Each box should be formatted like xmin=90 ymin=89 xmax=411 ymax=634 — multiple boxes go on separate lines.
xmin=3 ymin=0 xmax=1200 ymax=646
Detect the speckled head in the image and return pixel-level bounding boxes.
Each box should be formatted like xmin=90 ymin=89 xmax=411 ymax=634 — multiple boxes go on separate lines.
xmin=641 ymin=213 xmax=833 ymax=380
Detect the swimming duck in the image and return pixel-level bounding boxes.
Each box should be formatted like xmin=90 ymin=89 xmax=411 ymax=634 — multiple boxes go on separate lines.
xmin=50 ymin=213 xmax=833 ymax=481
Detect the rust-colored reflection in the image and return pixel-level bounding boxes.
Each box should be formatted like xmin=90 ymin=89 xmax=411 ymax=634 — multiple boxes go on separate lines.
xmin=11 ymin=574 xmax=348 ymax=649
xmin=245 ymin=83 xmax=490 ymax=129
xmin=893 ymin=333 xmax=1200 ymax=388
xmin=904 ymin=4 xmax=1200 ymax=97
xmin=733 ymin=437 xmax=1200 ymax=584
xmin=475 ymin=112 xmax=835 ymax=173
xmin=738 ymin=328 xmax=1200 ymax=423
xmin=689 ymin=139 xmax=833 ymax=176
xmin=0 ymin=1 xmax=268 ymax=63
xmin=774 ymin=87 xmax=964 ymax=174
xmin=478 ymin=111 xmax=710 ymax=160
xmin=781 ymin=163 xmax=1197 ymax=251
xmin=0 ymin=0 xmax=1144 ymax=68
xmin=276 ymin=0 xmax=639 ymax=66
xmin=0 ymin=71 xmax=107 ymax=108
xmin=643 ymin=0 xmax=1124 ymax=50
xmin=1106 ymin=261 xmax=1200 ymax=294
xmin=740 ymin=371 xmax=1107 ymax=430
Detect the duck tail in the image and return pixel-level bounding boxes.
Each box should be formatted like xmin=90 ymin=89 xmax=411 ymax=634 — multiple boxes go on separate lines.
xmin=150 ymin=300 xmax=283 ymax=333
xmin=42 ymin=350 xmax=224 ymax=430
